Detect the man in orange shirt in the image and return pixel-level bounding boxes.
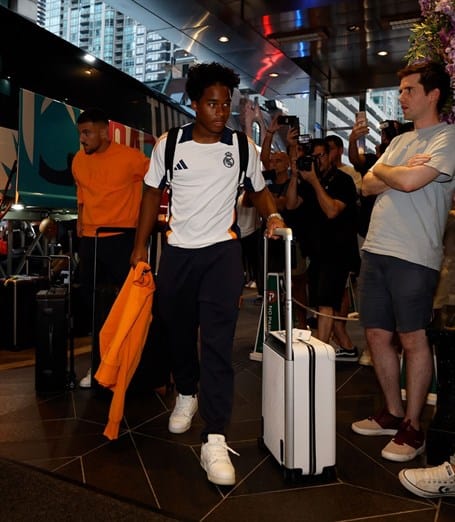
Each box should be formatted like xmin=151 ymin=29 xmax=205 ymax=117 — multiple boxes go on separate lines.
xmin=72 ymin=107 xmax=149 ymax=387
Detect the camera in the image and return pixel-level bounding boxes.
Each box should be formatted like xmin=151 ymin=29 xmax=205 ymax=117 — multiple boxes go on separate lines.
xmin=296 ymin=134 xmax=313 ymax=171
xmin=296 ymin=155 xmax=314 ymax=171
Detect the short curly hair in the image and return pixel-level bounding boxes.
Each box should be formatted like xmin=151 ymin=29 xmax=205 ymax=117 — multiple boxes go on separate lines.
xmin=185 ymin=62 xmax=240 ymax=102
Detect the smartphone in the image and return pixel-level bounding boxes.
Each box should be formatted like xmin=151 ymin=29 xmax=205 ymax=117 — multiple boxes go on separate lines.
xmin=355 ymin=111 xmax=367 ymax=154
xmin=277 ymin=115 xmax=299 ymax=129
xmin=355 ymin=111 xmax=367 ymax=126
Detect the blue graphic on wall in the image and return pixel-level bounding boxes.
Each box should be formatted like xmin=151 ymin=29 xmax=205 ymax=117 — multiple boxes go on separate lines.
xmin=18 ymin=89 xmax=81 ymax=209
xmin=17 ymin=89 xmax=155 ymax=209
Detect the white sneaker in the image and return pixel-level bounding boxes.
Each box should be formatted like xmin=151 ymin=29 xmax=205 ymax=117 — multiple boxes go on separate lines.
xmin=200 ymin=434 xmax=239 ymax=486
xmin=399 ymin=462 xmax=455 ymax=498
xmin=168 ymin=393 xmax=198 ymax=434
xmin=79 ymin=368 xmax=92 ymax=388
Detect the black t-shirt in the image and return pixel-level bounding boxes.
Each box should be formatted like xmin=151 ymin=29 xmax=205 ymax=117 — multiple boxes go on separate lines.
xmin=295 ymin=168 xmax=360 ymax=271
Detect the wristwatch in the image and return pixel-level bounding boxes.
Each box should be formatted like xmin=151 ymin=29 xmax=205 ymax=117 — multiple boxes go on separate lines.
xmin=266 ymin=212 xmax=283 ymax=223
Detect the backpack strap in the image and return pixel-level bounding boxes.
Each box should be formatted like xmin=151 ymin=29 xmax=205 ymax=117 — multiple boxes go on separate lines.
xmin=164 ymin=127 xmax=180 ymax=186
xmin=165 ymin=127 xmax=249 ymax=191
xmin=234 ymin=130 xmax=249 ymax=190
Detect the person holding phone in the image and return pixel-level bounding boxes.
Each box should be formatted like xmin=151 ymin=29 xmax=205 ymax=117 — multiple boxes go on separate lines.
xmin=260 ymin=115 xmax=308 ymax=327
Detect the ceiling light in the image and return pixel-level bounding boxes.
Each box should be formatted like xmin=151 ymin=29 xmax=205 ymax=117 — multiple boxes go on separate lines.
xmin=83 ymin=53 xmax=96 ymax=63
xmin=377 ymin=50 xmax=388 ymax=56
xmin=347 ymin=24 xmax=360 ymax=32
xmin=267 ymin=27 xmax=329 ymax=44
xmin=218 ymin=35 xmax=229 ymax=43
xmin=269 ymin=72 xmax=279 ymax=78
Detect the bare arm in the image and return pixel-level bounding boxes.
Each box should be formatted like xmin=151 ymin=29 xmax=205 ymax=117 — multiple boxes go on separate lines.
xmin=260 ymin=114 xmax=282 ymax=169
xmin=300 ymin=167 xmax=345 ymax=219
xmin=130 ymin=185 xmax=163 ymax=267
xmin=348 ymin=123 xmax=369 ymax=171
xmin=285 ymin=167 xmax=302 ymax=210
xmin=247 ymin=187 xmax=286 ymax=237
xmin=361 ymin=170 xmax=389 ymax=196
xmin=372 ymin=155 xmax=437 ymax=192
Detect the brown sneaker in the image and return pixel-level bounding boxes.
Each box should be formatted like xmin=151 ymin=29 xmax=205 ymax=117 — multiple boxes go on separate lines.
xmin=351 ymin=408 xmax=404 ymax=436
xmin=381 ymin=420 xmax=425 ymax=462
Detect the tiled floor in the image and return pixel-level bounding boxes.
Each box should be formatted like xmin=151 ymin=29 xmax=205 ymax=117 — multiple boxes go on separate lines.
xmin=1 ymin=289 xmax=454 ymax=521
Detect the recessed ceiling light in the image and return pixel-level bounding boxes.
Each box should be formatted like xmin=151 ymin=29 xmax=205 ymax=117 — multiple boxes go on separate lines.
xmin=218 ymin=36 xmax=229 ymax=43
xmin=83 ymin=53 xmax=96 ymax=63
xmin=377 ymin=50 xmax=388 ymax=56
xmin=347 ymin=24 xmax=360 ymax=32
xmin=269 ymin=72 xmax=279 ymax=78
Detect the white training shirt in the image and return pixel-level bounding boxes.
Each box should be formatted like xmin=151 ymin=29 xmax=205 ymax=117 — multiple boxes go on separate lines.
xmin=144 ymin=124 xmax=266 ymax=249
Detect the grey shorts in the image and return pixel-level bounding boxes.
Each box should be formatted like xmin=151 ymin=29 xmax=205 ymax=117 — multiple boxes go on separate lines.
xmin=358 ymin=252 xmax=439 ymax=333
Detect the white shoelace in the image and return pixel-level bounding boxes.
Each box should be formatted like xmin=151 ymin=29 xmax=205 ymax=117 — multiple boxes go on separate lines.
xmin=205 ymin=440 xmax=240 ymax=463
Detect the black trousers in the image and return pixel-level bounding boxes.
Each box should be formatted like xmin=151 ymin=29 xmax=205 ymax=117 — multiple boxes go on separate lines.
xmin=155 ymin=240 xmax=244 ymax=440
xmin=78 ymin=231 xmax=135 ymax=369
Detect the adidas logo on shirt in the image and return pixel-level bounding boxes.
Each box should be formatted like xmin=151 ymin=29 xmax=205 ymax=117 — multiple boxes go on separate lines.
xmin=174 ymin=159 xmax=188 ymax=170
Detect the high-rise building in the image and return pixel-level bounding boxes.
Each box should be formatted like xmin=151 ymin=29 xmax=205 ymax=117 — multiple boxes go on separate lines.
xmin=38 ymin=0 xmax=195 ymax=91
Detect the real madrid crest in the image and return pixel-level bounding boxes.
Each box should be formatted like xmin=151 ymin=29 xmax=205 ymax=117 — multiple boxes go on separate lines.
xmin=223 ymin=152 xmax=235 ymax=168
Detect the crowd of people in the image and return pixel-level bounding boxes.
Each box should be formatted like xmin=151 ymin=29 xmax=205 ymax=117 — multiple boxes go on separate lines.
xmin=70 ymin=59 xmax=455 ymax=496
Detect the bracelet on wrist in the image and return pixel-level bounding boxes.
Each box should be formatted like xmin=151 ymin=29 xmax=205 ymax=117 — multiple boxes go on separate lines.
xmin=266 ymin=212 xmax=283 ymax=223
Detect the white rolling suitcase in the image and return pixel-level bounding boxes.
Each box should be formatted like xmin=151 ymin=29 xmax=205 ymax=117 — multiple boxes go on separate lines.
xmin=261 ymin=228 xmax=337 ymax=481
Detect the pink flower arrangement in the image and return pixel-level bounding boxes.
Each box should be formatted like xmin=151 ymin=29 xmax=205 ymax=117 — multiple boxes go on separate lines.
xmin=407 ymin=1 xmax=455 ymax=122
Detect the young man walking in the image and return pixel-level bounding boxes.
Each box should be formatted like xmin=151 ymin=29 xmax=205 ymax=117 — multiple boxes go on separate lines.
xmin=130 ymin=62 xmax=284 ymax=485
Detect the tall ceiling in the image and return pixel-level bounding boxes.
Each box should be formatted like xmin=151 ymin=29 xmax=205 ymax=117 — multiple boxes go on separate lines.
xmin=110 ymin=0 xmax=421 ymax=98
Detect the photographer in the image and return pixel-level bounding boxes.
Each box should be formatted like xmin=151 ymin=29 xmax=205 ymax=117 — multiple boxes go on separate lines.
xmin=286 ymin=139 xmax=360 ymax=358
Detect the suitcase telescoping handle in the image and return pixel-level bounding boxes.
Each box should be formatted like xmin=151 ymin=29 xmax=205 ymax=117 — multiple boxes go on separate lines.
xmin=263 ymin=227 xmax=293 ymax=361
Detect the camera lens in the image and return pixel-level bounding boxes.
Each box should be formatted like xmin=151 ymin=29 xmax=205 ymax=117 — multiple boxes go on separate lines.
xmin=296 ymin=155 xmax=313 ymax=171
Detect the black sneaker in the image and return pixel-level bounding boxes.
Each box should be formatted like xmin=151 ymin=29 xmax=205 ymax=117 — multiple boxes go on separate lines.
xmin=335 ymin=345 xmax=359 ymax=362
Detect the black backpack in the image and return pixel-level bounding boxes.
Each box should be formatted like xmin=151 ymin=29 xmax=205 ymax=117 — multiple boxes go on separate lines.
xmin=163 ymin=126 xmax=249 ymax=194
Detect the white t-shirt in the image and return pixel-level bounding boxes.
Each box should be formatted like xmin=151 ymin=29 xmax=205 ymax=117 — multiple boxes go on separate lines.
xmin=339 ymin=163 xmax=362 ymax=193
xmin=144 ymin=124 xmax=266 ymax=248
xmin=237 ymin=191 xmax=261 ymax=238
